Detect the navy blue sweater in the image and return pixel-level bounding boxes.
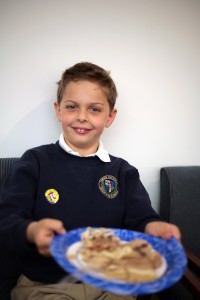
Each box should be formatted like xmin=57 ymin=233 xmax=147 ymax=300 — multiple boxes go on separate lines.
xmin=0 ymin=142 xmax=160 ymax=283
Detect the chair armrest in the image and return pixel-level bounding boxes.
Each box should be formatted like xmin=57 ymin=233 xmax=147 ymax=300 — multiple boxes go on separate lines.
xmin=185 ymin=246 xmax=200 ymax=268
xmin=182 ymin=246 xmax=200 ymax=296
xmin=183 ymin=269 xmax=200 ymax=295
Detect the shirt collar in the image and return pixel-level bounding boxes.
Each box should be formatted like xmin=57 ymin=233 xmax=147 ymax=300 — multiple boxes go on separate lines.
xmin=59 ymin=133 xmax=110 ymax=162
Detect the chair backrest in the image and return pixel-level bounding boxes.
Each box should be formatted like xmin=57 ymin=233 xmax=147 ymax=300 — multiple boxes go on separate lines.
xmin=0 ymin=158 xmax=19 ymax=190
xmin=0 ymin=158 xmax=21 ymax=300
xmin=160 ymin=166 xmax=200 ymax=258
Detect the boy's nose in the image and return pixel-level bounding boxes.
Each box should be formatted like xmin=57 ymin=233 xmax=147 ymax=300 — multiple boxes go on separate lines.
xmin=76 ymin=110 xmax=88 ymax=122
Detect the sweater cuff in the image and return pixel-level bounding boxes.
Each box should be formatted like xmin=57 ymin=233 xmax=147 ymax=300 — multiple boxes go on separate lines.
xmin=13 ymin=220 xmax=37 ymax=254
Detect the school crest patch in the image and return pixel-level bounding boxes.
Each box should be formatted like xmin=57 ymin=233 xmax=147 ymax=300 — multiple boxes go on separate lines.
xmin=98 ymin=175 xmax=119 ymax=199
xmin=45 ymin=189 xmax=59 ymax=204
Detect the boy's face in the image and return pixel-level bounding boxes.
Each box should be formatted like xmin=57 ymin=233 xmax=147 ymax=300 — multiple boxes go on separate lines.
xmin=54 ymin=80 xmax=117 ymax=156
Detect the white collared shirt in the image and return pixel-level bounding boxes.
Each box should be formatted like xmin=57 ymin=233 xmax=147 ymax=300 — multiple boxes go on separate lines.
xmin=59 ymin=133 xmax=110 ymax=162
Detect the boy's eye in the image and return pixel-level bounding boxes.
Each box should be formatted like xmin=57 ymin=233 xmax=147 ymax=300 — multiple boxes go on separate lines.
xmin=90 ymin=107 xmax=101 ymax=113
xmin=66 ymin=105 xmax=77 ymax=110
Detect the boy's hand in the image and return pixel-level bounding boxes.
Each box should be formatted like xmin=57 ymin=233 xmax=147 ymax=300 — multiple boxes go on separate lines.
xmin=26 ymin=218 xmax=66 ymax=256
xmin=145 ymin=221 xmax=181 ymax=241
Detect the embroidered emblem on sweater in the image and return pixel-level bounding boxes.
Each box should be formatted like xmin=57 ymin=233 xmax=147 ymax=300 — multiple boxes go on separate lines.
xmin=99 ymin=175 xmax=119 ymax=198
xmin=45 ymin=189 xmax=59 ymax=204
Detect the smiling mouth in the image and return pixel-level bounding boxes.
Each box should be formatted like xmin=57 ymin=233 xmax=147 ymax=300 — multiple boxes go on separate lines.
xmin=73 ymin=127 xmax=91 ymax=134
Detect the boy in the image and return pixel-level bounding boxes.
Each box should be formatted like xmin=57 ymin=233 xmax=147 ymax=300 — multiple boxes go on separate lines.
xmin=0 ymin=62 xmax=180 ymax=300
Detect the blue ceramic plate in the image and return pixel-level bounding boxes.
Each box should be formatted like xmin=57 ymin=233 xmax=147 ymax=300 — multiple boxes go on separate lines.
xmin=50 ymin=227 xmax=187 ymax=295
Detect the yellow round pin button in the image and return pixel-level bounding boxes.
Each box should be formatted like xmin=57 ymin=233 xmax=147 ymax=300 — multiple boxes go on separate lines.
xmin=45 ymin=189 xmax=59 ymax=204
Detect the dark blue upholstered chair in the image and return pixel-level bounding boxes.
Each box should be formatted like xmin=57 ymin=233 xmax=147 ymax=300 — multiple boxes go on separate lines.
xmin=159 ymin=166 xmax=200 ymax=300
xmin=0 ymin=158 xmax=21 ymax=300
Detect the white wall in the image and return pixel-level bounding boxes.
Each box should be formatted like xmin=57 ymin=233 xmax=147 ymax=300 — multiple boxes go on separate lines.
xmin=1 ymin=0 xmax=200 ymax=211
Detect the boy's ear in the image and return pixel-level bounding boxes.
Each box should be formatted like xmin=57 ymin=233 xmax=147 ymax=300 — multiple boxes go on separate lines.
xmin=54 ymin=102 xmax=61 ymax=122
xmin=105 ymin=108 xmax=117 ymax=128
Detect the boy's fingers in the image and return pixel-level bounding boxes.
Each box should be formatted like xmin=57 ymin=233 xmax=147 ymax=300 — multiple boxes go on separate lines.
xmin=43 ymin=219 xmax=66 ymax=234
xmin=145 ymin=221 xmax=181 ymax=241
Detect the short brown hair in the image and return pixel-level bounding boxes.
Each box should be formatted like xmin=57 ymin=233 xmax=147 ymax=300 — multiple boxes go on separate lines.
xmin=57 ymin=62 xmax=117 ymax=110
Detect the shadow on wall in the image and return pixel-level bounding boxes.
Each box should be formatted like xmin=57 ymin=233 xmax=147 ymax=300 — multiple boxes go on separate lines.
xmin=0 ymin=101 xmax=61 ymax=157
xmin=146 ymin=179 xmax=160 ymax=213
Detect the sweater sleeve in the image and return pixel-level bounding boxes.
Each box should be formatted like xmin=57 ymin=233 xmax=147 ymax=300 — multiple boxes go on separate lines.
xmin=123 ymin=167 xmax=161 ymax=232
xmin=0 ymin=150 xmax=39 ymax=254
